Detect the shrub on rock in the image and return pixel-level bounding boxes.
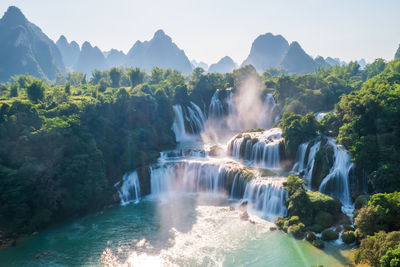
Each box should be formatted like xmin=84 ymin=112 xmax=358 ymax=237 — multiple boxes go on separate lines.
xmin=321 ymin=229 xmax=339 ymax=241
xmin=342 ymin=231 xmax=356 ymax=244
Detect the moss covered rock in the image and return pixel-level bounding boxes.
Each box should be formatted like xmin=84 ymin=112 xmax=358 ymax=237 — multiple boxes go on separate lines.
xmin=289 ymin=223 xmax=306 ymax=239
xmin=308 ymin=224 xmax=325 ymax=233
xmin=311 ymin=141 xmax=334 ymax=190
xmin=341 ymin=231 xmax=355 ymax=244
xmin=315 ymin=211 xmax=334 ymax=229
xmin=354 ymin=195 xmax=370 ymax=210
xmin=275 ymin=216 xmax=286 ymax=230
xmin=305 ymin=231 xmax=317 ymax=242
xmin=321 ymin=229 xmax=339 ymax=241
xmin=288 ymin=216 xmax=300 ymax=226
xmin=312 ymin=238 xmax=325 ymax=249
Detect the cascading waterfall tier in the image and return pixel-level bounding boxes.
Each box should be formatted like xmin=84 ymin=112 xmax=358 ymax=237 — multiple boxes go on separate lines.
xmin=150 ymin=159 xmax=249 ymax=197
xmin=291 ymin=139 xmax=353 ymax=206
xmin=118 ymin=171 xmax=141 ymax=205
xmin=160 ymin=148 xmax=207 ymax=160
xmin=149 ymin=158 xmax=288 ymax=221
xmin=171 ymin=102 xmax=206 ymax=142
xmin=291 ymin=140 xmax=321 ymax=189
xmin=319 ymin=140 xmax=353 ymax=206
xmin=227 ymin=128 xmax=282 ymax=169
xmin=242 ymin=178 xmax=288 ymax=221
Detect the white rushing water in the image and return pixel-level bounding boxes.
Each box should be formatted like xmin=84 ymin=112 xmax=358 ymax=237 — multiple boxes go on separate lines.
xmin=119 ymin=171 xmax=141 ymax=205
xmin=242 ymin=178 xmax=288 ymax=221
xmin=319 ymin=140 xmax=353 ymax=206
xmin=118 ymin=154 xmax=288 ymax=222
xmin=291 ymin=139 xmax=354 ymax=208
xmin=228 ymin=128 xmax=282 ymax=170
xmin=291 ymin=142 xmax=309 ymax=174
xmin=257 ymin=93 xmax=278 ymax=129
xmin=171 ymin=102 xmax=206 ymax=142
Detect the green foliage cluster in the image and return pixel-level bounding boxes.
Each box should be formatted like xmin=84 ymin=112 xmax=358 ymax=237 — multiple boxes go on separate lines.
xmin=335 ymin=59 xmax=400 ymax=193
xmin=0 ymin=65 xmax=240 ymax=237
xmin=263 ymin=62 xmax=370 ymax=115
xmin=280 ymin=112 xmax=320 ymax=157
xmin=354 ymin=192 xmax=400 ymax=239
xmin=355 ymin=231 xmax=400 ymax=267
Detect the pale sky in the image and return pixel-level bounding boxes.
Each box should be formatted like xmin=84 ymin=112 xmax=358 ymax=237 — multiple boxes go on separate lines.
xmin=1 ymin=0 xmax=399 ymax=65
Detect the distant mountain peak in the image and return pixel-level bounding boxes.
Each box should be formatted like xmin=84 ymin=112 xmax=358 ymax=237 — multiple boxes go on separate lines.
xmin=209 ymin=56 xmax=237 ymax=74
xmin=153 ymin=29 xmax=172 ymax=42
xmin=2 ymin=6 xmax=27 ymax=26
xmin=126 ymin=29 xmax=192 ymax=73
xmin=0 ymin=5 xmax=65 ymax=81
xmin=58 ymin=35 xmax=67 ymax=42
xmin=279 ymin=41 xmax=316 ymax=74
xmin=82 ymin=41 xmax=92 ymax=49
xmin=242 ymin=32 xmax=289 ymax=71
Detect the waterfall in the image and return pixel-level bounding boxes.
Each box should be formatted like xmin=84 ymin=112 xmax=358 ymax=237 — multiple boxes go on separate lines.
xmin=301 ymin=141 xmax=321 ymax=189
xmin=291 ymin=142 xmax=309 ymax=174
xmin=149 ymin=159 xmax=288 ymax=221
xmin=208 ymin=89 xmax=234 ymax=119
xmin=150 ymin=161 xmax=230 ymax=197
xmin=119 ymin=171 xmax=141 ymax=205
xmin=228 ymin=128 xmax=282 ymax=169
xmin=242 ymin=179 xmax=288 ymax=221
xmin=171 ymin=102 xmax=206 ymax=142
xmin=160 ymin=148 xmax=206 ymax=160
xmin=319 ymin=140 xmax=353 ymax=206
xmin=171 ymin=105 xmax=189 ymax=142
xmin=257 ymin=93 xmax=278 ymax=128
xmin=209 ymin=90 xmax=224 ymax=118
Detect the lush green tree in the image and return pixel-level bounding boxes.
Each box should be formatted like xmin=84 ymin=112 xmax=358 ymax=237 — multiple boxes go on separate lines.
xmin=355 ymin=231 xmax=400 ymax=267
xmin=380 ymin=243 xmax=400 ymax=267
xmin=362 ymin=58 xmax=386 ymax=81
xmin=27 ymin=80 xmax=46 ymax=103
xmin=280 ymin=112 xmax=320 ymax=157
xmin=127 ymin=67 xmax=145 ymax=88
xmin=64 ymin=81 xmax=71 ymax=95
xmin=109 ymin=67 xmax=122 ymax=88
xmin=9 ymin=83 xmax=19 ymax=97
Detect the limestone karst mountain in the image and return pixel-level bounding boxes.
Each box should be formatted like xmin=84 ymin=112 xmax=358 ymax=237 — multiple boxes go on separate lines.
xmin=56 ymin=35 xmax=80 ymax=71
xmin=0 ymin=6 xmax=65 ymax=81
xmin=125 ymin=29 xmax=192 ymax=74
xmin=208 ymin=56 xmax=237 ymax=73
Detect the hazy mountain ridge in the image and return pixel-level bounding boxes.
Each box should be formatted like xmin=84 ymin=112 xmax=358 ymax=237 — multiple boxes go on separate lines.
xmin=125 ymin=29 xmax=193 ymax=74
xmin=56 ymin=35 xmax=80 ymax=71
xmin=0 ymin=6 xmax=65 ymax=81
xmin=75 ymin=41 xmax=108 ymax=76
xmin=0 ymin=6 xmax=379 ymax=81
xmin=241 ymin=33 xmax=289 ymax=71
xmin=208 ymin=56 xmax=237 ymax=73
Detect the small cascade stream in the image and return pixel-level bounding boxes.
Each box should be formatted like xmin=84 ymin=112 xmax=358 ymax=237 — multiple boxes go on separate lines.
xmin=118 ymin=171 xmax=141 ymax=205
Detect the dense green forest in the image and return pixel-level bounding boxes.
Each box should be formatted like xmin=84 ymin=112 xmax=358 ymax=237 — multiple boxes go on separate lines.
xmin=1 ymin=58 xmax=400 ymax=266
xmin=277 ymin=59 xmax=400 ymax=266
